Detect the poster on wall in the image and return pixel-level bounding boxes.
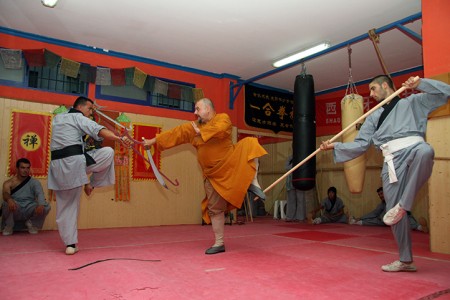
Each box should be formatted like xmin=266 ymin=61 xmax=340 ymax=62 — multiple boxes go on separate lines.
xmin=8 ymin=110 xmax=52 ymax=177
xmin=131 ymin=123 xmax=162 ymax=181
xmin=244 ymin=84 xmax=294 ymax=134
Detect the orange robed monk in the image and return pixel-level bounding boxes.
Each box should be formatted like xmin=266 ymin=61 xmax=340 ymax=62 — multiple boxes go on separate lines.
xmin=144 ymin=98 xmax=267 ymax=255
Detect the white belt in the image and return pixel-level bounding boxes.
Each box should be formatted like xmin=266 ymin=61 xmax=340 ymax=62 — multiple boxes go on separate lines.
xmin=380 ymin=136 xmax=424 ymax=183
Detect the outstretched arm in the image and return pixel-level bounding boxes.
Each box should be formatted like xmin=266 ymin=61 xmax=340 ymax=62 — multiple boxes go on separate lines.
xmin=143 ymin=137 xmax=156 ymax=150
xmin=98 ymin=128 xmax=134 ymax=147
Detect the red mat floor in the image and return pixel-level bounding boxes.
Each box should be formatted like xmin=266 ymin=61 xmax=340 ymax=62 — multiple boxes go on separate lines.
xmin=1 ymin=217 xmax=449 ymax=300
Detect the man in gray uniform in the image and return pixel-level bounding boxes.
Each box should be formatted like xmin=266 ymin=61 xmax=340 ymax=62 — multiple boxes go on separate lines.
xmin=321 ymin=76 xmax=450 ymax=272
xmin=349 ymin=187 xmax=429 ymax=232
xmin=48 ymin=97 xmax=133 ymax=255
xmin=2 ymin=158 xmax=51 ymax=235
xmin=349 ymin=187 xmax=386 ymax=226
xmin=309 ymin=186 xmax=347 ymax=224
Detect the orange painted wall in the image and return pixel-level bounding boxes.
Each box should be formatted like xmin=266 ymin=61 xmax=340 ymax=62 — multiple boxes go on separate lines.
xmin=0 ymin=31 xmax=245 ymax=125
xmin=422 ymin=0 xmax=450 ymax=78
xmin=0 ymin=23 xmax=430 ymax=137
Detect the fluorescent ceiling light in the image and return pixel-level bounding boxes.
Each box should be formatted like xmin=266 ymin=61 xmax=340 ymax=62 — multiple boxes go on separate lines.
xmin=41 ymin=0 xmax=58 ymax=8
xmin=272 ymin=42 xmax=331 ymax=68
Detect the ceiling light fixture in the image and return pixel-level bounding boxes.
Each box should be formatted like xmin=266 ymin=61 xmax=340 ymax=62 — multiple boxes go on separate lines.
xmin=41 ymin=0 xmax=58 ymax=8
xmin=272 ymin=42 xmax=331 ymax=68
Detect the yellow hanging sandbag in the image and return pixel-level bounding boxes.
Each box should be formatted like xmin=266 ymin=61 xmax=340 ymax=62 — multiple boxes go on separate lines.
xmin=341 ymin=93 xmax=366 ymax=193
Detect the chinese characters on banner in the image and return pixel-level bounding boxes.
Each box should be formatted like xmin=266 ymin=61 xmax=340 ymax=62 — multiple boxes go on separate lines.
xmin=8 ymin=110 xmax=52 ymax=177
xmin=316 ymin=93 xmax=376 ymax=136
xmin=315 ymin=88 xmax=418 ymax=136
xmin=131 ymin=123 xmax=162 ymax=180
xmin=244 ymin=84 xmax=294 ymax=134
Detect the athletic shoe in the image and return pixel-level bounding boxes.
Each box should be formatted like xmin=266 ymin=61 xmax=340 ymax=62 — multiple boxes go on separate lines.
xmin=205 ymin=245 xmax=225 ymax=255
xmin=381 ymin=260 xmax=417 ymax=272
xmin=65 ymin=246 xmax=79 ymax=255
xmin=349 ymin=216 xmax=357 ymax=225
xmin=383 ymin=203 xmax=406 ymax=225
xmin=312 ymin=217 xmax=322 ymax=225
xmin=2 ymin=226 xmax=13 ymax=236
xmin=25 ymin=220 xmax=38 ymax=234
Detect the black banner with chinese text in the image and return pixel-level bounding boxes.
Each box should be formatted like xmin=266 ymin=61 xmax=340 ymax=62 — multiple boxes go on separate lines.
xmin=244 ymin=84 xmax=294 ymax=133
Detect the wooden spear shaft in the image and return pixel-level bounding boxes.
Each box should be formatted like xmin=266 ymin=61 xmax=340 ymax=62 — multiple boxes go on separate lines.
xmin=263 ymin=76 xmax=419 ymax=194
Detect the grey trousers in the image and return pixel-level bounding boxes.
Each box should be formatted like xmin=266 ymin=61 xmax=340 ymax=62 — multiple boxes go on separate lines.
xmin=286 ymin=189 xmax=307 ymax=221
xmin=2 ymin=201 xmax=51 ymax=230
xmin=383 ymin=142 xmax=434 ymax=262
xmin=361 ymin=217 xmax=385 ymax=226
xmin=55 ymin=147 xmax=115 ymax=246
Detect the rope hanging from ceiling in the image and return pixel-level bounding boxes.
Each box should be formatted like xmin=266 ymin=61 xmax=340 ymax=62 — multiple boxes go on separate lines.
xmin=340 ymin=44 xmax=366 ymax=193
xmin=368 ymin=29 xmax=396 ymax=89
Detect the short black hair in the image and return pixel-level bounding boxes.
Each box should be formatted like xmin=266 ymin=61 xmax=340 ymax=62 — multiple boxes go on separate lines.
xmin=16 ymin=158 xmax=31 ymax=168
xmin=328 ymin=186 xmax=337 ymax=194
xmin=376 ymin=187 xmax=383 ymax=193
xmin=370 ymin=75 xmax=394 ymax=90
xmin=73 ymin=96 xmax=94 ymax=109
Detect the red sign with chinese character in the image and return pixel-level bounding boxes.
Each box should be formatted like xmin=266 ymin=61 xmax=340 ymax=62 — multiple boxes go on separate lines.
xmin=8 ymin=110 xmax=52 ymax=177
xmin=131 ymin=123 xmax=162 ymax=181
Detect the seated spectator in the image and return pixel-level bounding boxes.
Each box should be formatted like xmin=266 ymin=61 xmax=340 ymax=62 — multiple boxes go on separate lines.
xmin=349 ymin=187 xmax=428 ymax=232
xmin=406 ymin=211 xmax=429 ymax=233
xmin=309 ymin=186 xmax=347 ymax=225
xmin=2 ymin=158 xmax=51 ymax=235
xmin=349 ymin=187 xmax=386 ymax=226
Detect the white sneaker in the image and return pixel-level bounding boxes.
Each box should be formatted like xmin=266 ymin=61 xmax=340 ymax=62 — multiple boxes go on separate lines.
xmin=381 ymin=260 xmax=417 ymax=272
xmin=25 ymin=220 xmax=38 ymax=234
xmin=312 ymin=217 xmax=322 ymax=225
xmin=349 ymin=217 xmax=356 ymax=225
xmin=65 ymin=246 xmax=79 ymax=255
xmin=383 ymin=203 xmax=406 ymax=226
xmin=2 ymin=226 xmax=13 ymax=236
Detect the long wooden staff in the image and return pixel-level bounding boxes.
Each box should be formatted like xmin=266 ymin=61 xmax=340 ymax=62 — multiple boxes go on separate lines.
xmin=263 ymin=76 xmax=419 ymax=194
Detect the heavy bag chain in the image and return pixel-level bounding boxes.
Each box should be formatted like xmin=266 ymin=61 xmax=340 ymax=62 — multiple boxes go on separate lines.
xmin=345 ymin=44 xmax=359 ymax=97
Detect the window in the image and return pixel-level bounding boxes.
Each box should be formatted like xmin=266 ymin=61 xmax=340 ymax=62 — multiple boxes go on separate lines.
xmin=0 ymin=60 xmax=25 ymax=84
xmin=96 ymin=77 xmax=195 ymax=112
xmin=151 ymin=93 xmax=194 ymax=111
xmin=0 ymin=59 xmax=88 ymax=95
xmin=28 ymin=64 xmax=87 ymax=94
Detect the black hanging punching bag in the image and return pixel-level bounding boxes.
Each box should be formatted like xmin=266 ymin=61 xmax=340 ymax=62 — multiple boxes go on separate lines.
xmin=292 ymin=74 xmax=316 ymax=190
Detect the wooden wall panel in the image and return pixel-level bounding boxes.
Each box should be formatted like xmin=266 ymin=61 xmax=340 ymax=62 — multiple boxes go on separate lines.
xmin=427 ymin=115 xmax=450 ymax=254
xmin=0 ymin=96 xmax=441 ymax=236
xmin=0 ymin=98 xmax=204 ymax=230
xmin=428 ymin=160 xmax=450 ymax=253
xmin=257 ymin=134 xmax=431 ymax=222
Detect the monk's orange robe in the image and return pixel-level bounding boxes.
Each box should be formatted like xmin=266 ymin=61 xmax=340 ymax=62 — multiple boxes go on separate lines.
xmin=155 ymin=113 xmax=267 ymax=223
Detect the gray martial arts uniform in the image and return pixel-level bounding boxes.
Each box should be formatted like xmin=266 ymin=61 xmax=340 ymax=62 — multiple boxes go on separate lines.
xmin=2 ymin=177 xmax=51 ymax=230
xmin=333 ymin=79 xmax=450 ymax=262
xmin=318 ymin=196 xmax=347 ymax=223
xmin=48 ymin=110 xmax=115 ymax=246
xmin=360 ymin=202 xmax=386 ymax=226
xmin=285 ymin=156 xmax=307 ymax=221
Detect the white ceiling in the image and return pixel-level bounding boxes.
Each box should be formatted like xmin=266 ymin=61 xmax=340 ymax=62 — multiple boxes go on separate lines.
xmin=0 ymin=0 xmax=423 ymax=94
